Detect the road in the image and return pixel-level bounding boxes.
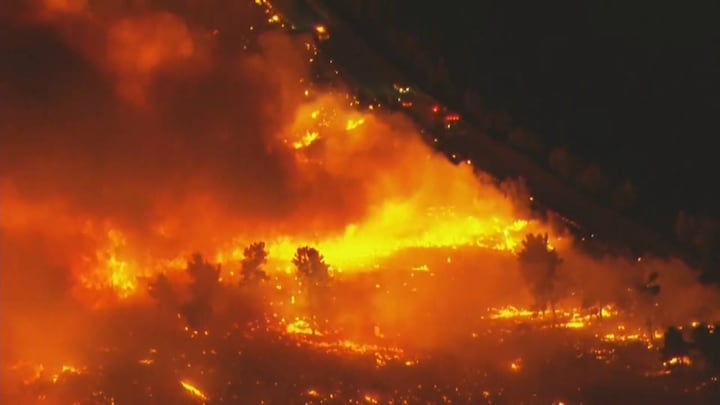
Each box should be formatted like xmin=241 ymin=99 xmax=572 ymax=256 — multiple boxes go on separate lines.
xmin=276 ymin=0 xmax=682 ymax=259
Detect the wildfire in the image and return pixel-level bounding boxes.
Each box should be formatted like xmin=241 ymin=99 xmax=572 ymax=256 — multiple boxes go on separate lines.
xmin=286 ymin=318 xmax=318 ymax=335
xmin=489 ymin=305 xmax=535 ymax=320
xmin=346 ymin=117 xmax=365 ymax=130
xmin=291 ymin=130 xmax=320 ymax=149
xmin=51 ymin=365 xmax=83 ymax=384
xmin=76 ymin=228 xmax=142 ymax=298
xmin=284 ymin=321 xmax=413 ymax=369
xmin=488 ymin=305 xmax=617 ymax=329
xmin=310 ymin=340 xmax=410 ymax=368
xmin=6 ymin=1 xmax=719 ymax=404
xmin=663 ymin=356 xmax=692 ymax=367
xmin=564 ymin=314 xmax=586 ymax=329
xmin=180 ymin=380 xmax=209 ymax=402
xmin=1 ymin=34 xmax=550 ymax=300
xmin=248 ymin=215 xmax=531 ymax=271
xmin=12 ymin=363 xmax=86 ymax=386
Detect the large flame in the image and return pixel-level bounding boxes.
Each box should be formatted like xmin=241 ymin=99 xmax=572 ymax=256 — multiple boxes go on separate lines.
xmin=0 ymin=22 xmax=550 ymax=299
xmin=2 ymin=1 xmax=719 ymax=403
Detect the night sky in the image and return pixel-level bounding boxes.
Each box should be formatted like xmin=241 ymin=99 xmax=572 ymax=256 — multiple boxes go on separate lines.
xmin=365 ymin=1 xmax=720 ymax=227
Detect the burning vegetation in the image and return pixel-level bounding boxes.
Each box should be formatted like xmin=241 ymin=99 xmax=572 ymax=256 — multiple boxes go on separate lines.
xmin=1 ymin=1 xmax=720 ymax=403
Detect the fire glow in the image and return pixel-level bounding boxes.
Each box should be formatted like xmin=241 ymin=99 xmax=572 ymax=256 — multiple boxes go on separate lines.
xmin=2 ymin=0 xmax=720 ymax=404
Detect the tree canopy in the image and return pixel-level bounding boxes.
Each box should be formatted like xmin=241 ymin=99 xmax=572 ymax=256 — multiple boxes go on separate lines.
xmin=517 ymin=233 xmax=562 ymax=314
xmin=241 ymin=242 xmax=269 ymax=283
xmin=292 ymin=246 xmax=330 ymax=286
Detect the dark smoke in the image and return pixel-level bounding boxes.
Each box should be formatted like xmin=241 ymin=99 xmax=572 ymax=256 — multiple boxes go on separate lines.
xmin=0 ymin=1 xmax=367 ymax=239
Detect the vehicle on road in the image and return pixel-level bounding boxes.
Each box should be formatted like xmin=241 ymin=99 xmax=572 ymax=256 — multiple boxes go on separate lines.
xmin=314 ymin=24 xmax=330 ymax=41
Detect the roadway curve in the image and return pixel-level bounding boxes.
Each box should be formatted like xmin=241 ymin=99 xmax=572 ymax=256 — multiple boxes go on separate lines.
xmin=282 ymin=0 xmax=683 ymax=260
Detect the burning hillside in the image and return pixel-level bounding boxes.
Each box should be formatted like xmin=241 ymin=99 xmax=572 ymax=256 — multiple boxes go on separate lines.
xmin=2 ymin=1 xmax=720 ymax=404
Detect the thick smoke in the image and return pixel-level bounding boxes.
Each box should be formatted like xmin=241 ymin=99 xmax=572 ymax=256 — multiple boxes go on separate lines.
xmin=1 ymin=1 xmax=329 ymax=232
xmin=1 ymin=0 xmax=720 ymax=390
xmin=0 ymin=0 xmax=531 ymax=362
xmin=0 ymin=0 xmax=324 ymax=367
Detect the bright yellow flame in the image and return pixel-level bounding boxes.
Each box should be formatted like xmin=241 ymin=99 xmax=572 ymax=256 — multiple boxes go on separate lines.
xmin=79 ymin=228 xmax=140 ymax=298
xmin=289 ymin=335 xmax=409 ymax=369
xmin=50 ymin=365 xmax=82 ymax=384
xmin=257 ymin=214 xmax=530 ymax=270
xmin=489 ymin=305 xmax=535 ymax=320
xmin=564 ymin=314 xmax=586 ymax=329
xmin=364 ymin=394 xmax=379 ymax=404
xmin=105 ymin=255 xmax=136 ymax=297
xmin=286 ymin=319 xmax=318 ymax=335
xmin=345 ymin=118 xmax=365 ymax=131
xmin=180 ymin=380 xmax=208 ymax=401
xmin=64 ymin=75 xmax=549 ymax=293
xmin=602 ymin=332 xmax=643 ymax=343
xmin=292 ymin=130 xmax=320 ymax=149
xmin=663 ymin=356 xmax=692 ymax=367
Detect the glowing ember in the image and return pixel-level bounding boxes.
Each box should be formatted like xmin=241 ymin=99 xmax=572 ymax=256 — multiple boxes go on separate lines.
xmin=663 ymin=356 xmax=692 ymax=368
xmin=180 ymin=380 xmax=208 ymax=401
xmin=364 ymin=394 xmax=379 ymax=404
xmin=489 ymin=306 xmax=535 ymax=320
xmin=564 ymin=315 xmax=586 ymax=329
xmin=3 ymin=1 xmax=720 ymax=404
xmin=291 ymin=130 xmax=320 ymax=150
xmin=346 ymin=118 xmax=365 ymax=130
xmin=50 ymin=365 xmax=83 ymax=384
xmin=286 ymin=318 xmax=319 ymax=335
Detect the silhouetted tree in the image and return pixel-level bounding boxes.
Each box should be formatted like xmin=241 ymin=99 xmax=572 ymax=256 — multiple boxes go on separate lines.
xmin=508 ymin=127 xmax=545 ymax=160
xmin=691 ymin=323 xmax=720 ymax=370
xmin=292 ymin=247 xmax=332 ymax=335
xmin=492 ymin=109 xmax=513 ymax=135
xmin=412 ymin=44 xmax=435 ymax=85
xmin=462 ymin=90 xmax=486 ymax=123
xmin=241 ymin=242 xmax=268 ymax=284
xmin=548 ymin=147 xmax=578 ymax=180
xmin=147 ymin=273 xmax=176 ymax=311
xmin=611 ymin=179 xmax=637 ymax=211
xmin=292 ymin=246 xmax=330 ymax=286
xmin=187 ymin=253 xmax=220 ymax=295
xmin=635 ymin=271 xmax=661 ymax=335
xmin=431 ymin=57 xmax=453 ymax=97
xmin=578 ymin=164 xmax=609 ymax=197
xmin=675 ymin=212 xmax=720 ymax=281
xmin=182 ymin=253 xmax=221 ymax=330
xmin=580 ymin=295 xmax=604 ymax=321
xmin=517 ymin=234 xmax=562 ymax=318
xmin=661 ymin=326 xmax=690 ymax=362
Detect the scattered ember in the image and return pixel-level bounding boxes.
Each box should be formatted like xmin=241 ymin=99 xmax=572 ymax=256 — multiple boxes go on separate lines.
xmin=2 ymin=1 xmax=720 ymax=404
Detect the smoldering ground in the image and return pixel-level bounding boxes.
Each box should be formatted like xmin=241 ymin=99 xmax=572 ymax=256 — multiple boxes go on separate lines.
xmin=2 ymin=1 xmax=720 ymax=403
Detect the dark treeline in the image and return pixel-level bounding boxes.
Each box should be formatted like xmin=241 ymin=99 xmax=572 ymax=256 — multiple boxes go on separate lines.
xmin=316 ymin=0 xmax=720 ymax=280
xmin=322 ymin=0 xmax=720 ymax=220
